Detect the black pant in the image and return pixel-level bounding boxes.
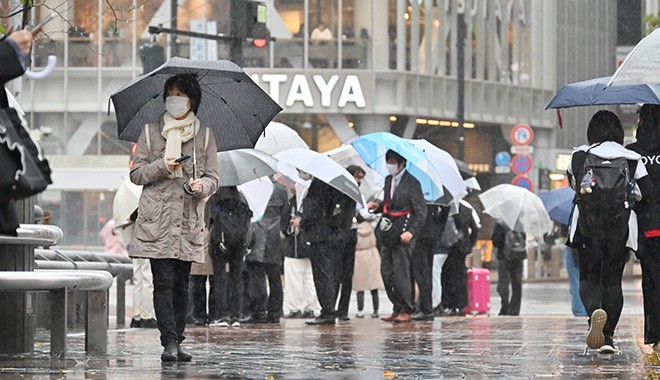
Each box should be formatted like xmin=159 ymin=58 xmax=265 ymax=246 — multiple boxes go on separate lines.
xmin=150 ymin=258 xmax=192 ymax=347
xmin=245 ymin=261 xmax=284 ymax=318
xmin=309 ymin=240 xmax=340 ymax=318
xmin=577 ymin=237 xmax=628 ymax=337
xmin=380 ymin=240 xmax=415 ymax=314
xmin=497 ymin=258 xmax=523 ymax=315
xmin=441 ymin=248 xmax=468 ymax=310
xmin=210 ymin=239 xmax=244 ymax=320
xmin=190 ymin=275 xmax=216 ymax=322
xmin=641 ymin=239 xmax=660 ymax=344
xmin=412 ymin=237 xmax=436 ymax=314
xmin=336 ymin=229 xmax=357 ymax=318
xmin=357 ymin=289 xmax=379 ymax=312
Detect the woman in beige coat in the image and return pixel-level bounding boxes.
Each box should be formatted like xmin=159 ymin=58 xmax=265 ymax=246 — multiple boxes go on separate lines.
xmin=352 ymin=218 xmax=384 ymax=318
xmin=130 ymin=74 xmax=219 ymax=362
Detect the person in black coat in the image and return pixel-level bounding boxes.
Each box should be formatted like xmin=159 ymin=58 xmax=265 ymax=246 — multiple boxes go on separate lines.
xmin=626 ymin=104 xmax=660 ymax=352
xmin=491 ymin=222 xmax=526 ymax=316
xmin=368 ymin=150 xmax=427 ymax=323
xmin=411 ymin=204 xmax=449 ymax=320
xmin=291 ymin=176 xmax=342 ymax=325
xmin=0 ymin=29 xmax=32 ymax=235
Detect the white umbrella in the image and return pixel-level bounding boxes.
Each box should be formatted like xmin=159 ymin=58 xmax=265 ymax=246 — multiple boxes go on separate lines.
xmin=408 ymin=139 xmax=467 ymax=200
xmin=238 ymin=176 xmax=274 ymax=222
xmin=325 ymin=144 xmax=384 ymax=201
xmin=112 ymin=177 xmax=142 ymax=243
xmin=478 ymin=184 xmax=552 ymax=237
xmin=255 ymin=121 xmax=309 ymax=155
xmin=609 ymin=28 xmax=660 ymax=86
xmin=465 ymin=177 xmax=481 ymax=191
xmin=274 ymin=148 xmax=363 ymax=206
xmin=217 ymin=148 xmax=279 ymax=186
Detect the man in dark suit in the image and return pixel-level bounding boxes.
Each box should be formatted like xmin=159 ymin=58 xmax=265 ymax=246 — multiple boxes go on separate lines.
xmin=368 ymin=150 xmax=427 ymax=323
xmin=291 ymin=175 xmax=341 ymax=325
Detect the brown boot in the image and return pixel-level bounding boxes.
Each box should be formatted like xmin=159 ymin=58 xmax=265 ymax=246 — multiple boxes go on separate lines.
xmin=393 ymin=313 xmax=412 ymax=323
xmin=380 ymin=313 xmax=399 ymax=322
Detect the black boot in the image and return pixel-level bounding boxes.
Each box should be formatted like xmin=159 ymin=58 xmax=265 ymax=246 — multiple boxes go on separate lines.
xmin=177 ymin=345 xmax=193 ymax=362
xmin=161 ymin=341 xmax=178 ymax=362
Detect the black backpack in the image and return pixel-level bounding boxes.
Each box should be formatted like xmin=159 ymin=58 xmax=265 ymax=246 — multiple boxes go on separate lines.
xmin=503 ymin=230 xmax=527 ymax=261
xmin=577 ymin=150 xmax=635 ymax=239
xmin=210 ymin=198 xmax=253 ymax=242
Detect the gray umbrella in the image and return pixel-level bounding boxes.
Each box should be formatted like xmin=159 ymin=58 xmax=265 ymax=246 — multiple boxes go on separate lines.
xmin=110 ymin=57 xmax=282 ymax=152
xmin=217 ymin=148 xmax=279 ymax=187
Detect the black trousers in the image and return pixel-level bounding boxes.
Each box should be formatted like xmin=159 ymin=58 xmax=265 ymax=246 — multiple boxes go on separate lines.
xmin=639 ymin=238 xmax=660 ymax=344
xmin=380 ymin=240 xmax=415 ymax=314
xmin=356 ymin=289 xmax=379 ymax=312
xmin=412 ymin=237 xmax=436 ymax=314
xmin=577 ymin=237 xmax=628 ymax=337
xmin=210 ymin=240 xmax=244 ymax=320
xmin=150 ymin=258 xmax=192 ymax=347
xmin=336 ymin=229 xmax=358 ymax=318
xmin=497 ymin=258 xmax=523 ymax=315
xmin=190 ymin=275 xmax=217 ymax=322
xmin=246 ymin=261 xmax=284 ymax=317
xmin=441 ymin=248 xmax=468 ymax=310
xmin=309 ymin=240 xmax=341 ymax=318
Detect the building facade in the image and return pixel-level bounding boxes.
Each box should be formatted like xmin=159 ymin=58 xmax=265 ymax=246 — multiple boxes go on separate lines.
xmin=11 ymin=0 xmax=617 ymax=247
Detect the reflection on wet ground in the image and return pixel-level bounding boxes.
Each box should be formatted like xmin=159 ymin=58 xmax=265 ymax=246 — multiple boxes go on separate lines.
xmin=1 ymin=316 xmax=658 ymax=379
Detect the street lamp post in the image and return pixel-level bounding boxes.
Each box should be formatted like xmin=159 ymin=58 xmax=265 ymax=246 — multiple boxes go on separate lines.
xmin=456 ymin=2 xmax=466 ymax=161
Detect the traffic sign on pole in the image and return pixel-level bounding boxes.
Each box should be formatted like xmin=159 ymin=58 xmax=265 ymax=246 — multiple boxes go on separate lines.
xmin=511 ymin=155 xmax=533 ymax=175
xmin=511 ymin=124 xmax=534 ymax=146
xmin=512 ymin=175 xmax=533 ymax=191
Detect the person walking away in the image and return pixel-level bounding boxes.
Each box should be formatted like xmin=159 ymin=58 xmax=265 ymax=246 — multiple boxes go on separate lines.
xmin=281 ymin=189 xmax=320 ymax=319
xmin=334 ymin=165 xmax=364 ymax=321
xmin=411 ymin=204 xmax=449 ymax=321
xmin=368 ymin=150 xmax=427 ymax=324
xmin=439 ymin=201 xmax=479 ymax=316
xmin=491 ymin=222 xmax=527 ymax=316
xmin=291 ymin=174 xmax=342 ymax=325
xmin=243 ymin=179 xmax=288 ymax=324
xmin=205 ymin=186 xmax=252 ymax=328
xmin=567 ymin=110 xmax=651 ymax=354
xmin=626 ymin=104 xmax=660 ymax=352
xmin=130 ymin=73 xmax=219 ymax=362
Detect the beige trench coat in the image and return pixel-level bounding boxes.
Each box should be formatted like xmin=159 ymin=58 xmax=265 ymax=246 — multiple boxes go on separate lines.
xmin=352 ymin=221 xmax=384 ymax=291
xmin=129 ymin=122 xmax=219 ymax=263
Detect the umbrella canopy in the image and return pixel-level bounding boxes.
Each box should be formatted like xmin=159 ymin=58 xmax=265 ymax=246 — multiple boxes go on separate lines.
xmin=352 ymin=132 xmax=444 ymax=203
xmin=274 ymin=148 xmax=363 ymax=206
xmin=254 ymin=121 xmax=309 ymax=155
xmin=539 ymin=187 xmax=575 ymax=226
xmin=238 ymin=176 xmax=274 ymax=222
xmin=454 ymin=159 xmax=475 ymax=179
xmin=409 ymin=139 xmax=466 ymax=200
xmin=110 ymin=57 xmax=282 ymax=151
xmin=609 ymin=28 xmax=660 ymax=86
xmin=478 ymin=184 xmax=552 ymax=237
xmin=325 ymin=144 xmax=384 ymax=201
xmin=112 ymin=176 xmax=142 ymax=226
xmin=545 ymin=76 xmax=660 ymax=109
xmin=216 ymin=148 xmax=279 ymax=187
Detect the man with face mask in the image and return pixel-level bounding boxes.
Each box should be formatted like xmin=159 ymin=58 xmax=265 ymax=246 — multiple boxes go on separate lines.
xmin=626 ymin=104 xmax=660 ymax=353
xmin=368 ymin=150 xmax=427 ymax=323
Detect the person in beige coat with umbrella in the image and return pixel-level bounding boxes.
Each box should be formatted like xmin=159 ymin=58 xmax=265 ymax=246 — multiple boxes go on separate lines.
xmin=130 ymin=74 xmax=219 ymax=362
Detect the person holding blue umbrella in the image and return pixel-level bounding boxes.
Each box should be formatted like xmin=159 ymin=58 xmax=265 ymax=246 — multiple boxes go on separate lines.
xmin=367 ymin=150 xmax=427 ymax=323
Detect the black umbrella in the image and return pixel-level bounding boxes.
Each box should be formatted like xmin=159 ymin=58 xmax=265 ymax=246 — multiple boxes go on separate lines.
xmin=110 ymin=57 xmax=282 ymax=152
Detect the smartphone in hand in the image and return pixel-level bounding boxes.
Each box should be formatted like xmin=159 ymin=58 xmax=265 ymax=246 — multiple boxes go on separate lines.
xmin=174 ymin=155 xmax=191 ymax=163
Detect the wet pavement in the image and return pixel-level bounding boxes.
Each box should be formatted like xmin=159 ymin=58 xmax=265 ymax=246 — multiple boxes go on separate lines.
xmin=1 ymin=280 xmax=659 ymax=379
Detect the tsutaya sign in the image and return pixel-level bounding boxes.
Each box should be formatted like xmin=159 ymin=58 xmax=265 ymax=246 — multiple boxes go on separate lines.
xmin=453 ymin=0 xmax=527 ymax=25
xmin=248 ymin=73 xmax=368 ymax=110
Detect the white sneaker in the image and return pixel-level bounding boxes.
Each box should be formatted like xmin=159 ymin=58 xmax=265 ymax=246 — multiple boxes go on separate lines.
xmin=231 ymin=320 xmax=241 ymax=328
xmin=653 ymin=342 xmax=660 ymax=352
xmin=355 ymin=312 xmax=364 ymax=319
xmin=209 ymin=319 xmax=229 ymax=327
xmin=586 ymin=309 xmax=607 ymax=349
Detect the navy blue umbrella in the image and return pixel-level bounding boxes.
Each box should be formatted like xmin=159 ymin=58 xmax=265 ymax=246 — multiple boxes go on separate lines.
xmin=546 ymin=76 xmax=660 ymax=109
xmin=539 ymin=187 xmax=575 ymax=226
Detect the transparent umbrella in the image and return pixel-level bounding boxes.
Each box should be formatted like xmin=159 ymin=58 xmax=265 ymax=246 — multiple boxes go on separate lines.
xmin=478 ymin=184 xmax=552 ymax=237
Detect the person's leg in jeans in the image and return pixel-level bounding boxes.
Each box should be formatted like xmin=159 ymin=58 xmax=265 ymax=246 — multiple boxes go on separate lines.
xmin=564 ymin=247 xmax=587 ymax=316
xmin=151 ymin=258 xmax=192 ymax=346
xmin=507 ymin=259 xmax=524 ymax=315
xmin=497 ymin=259 xmax=512 ymax=315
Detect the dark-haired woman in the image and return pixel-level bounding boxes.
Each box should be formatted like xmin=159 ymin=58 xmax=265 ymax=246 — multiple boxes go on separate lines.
xmin=130 ymin=73 xmax=219 ymax=362
xmin=567 ymin=110 xmax=651 ymax=354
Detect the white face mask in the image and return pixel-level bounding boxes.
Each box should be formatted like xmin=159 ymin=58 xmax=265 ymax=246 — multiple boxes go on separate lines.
xmin=298 ymin=171 xmax=313 ymax=181
xmin=386 ymin=163 xmax=400 ymax=176
xmin=165 ymin=96 xmax=190 ymax=118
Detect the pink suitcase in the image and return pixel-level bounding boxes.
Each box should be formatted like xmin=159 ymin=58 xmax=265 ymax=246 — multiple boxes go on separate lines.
xmin=464 ymin=268 xmax=491 ymax=315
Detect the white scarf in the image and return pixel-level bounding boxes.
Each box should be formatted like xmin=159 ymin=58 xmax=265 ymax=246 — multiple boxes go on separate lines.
xmin=161 ymin=112 xmax=200 ymax=178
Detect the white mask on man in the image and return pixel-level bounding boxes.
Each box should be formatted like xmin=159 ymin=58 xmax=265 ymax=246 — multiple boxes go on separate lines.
xmin=165 ymin=96 xmax=190 ymax=118
xmin=386 ymin=163 xmax=400 ymax=176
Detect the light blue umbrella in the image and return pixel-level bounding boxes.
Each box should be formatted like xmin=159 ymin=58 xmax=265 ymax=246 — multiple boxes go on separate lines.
xmin=409 ymin=139 xmax=467 ymax=201
xmin=539 ymin=187 xmax=575 ymax=226
xmin=351 ymin=132 xmax=444 ymax=203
